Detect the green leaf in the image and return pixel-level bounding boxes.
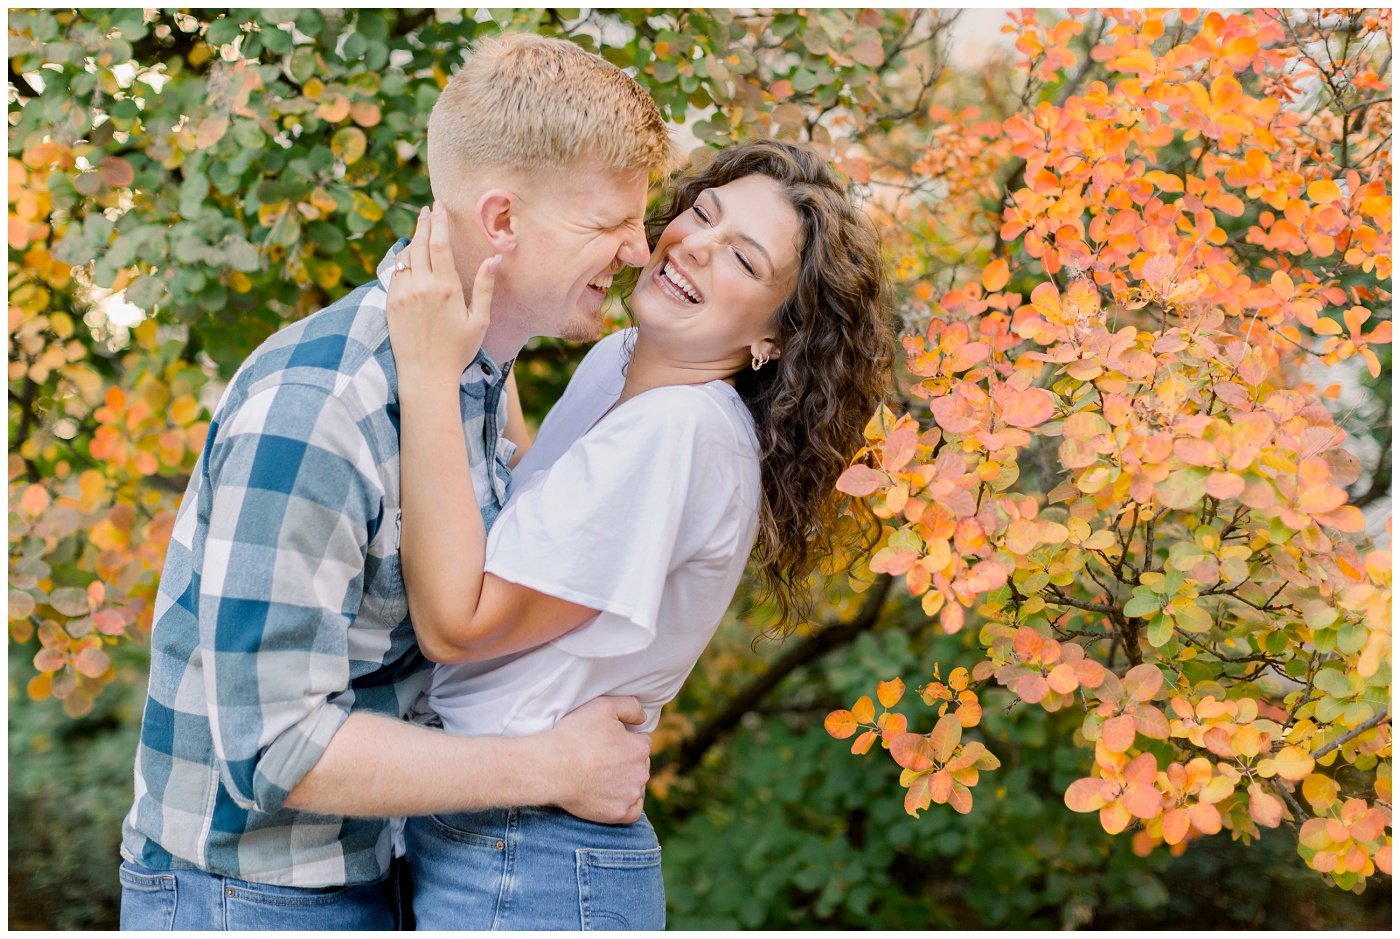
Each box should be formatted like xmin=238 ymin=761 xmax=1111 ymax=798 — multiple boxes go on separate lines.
xmin=1123 ymin=591 xmax=1161 ymax=618
xmin=1146 ymin=613 xmax=1174 ymax=647
xmin=1312 ymin=667 xmax=1354 ymax=698
xmin=205 ymin=16 xmax=241 ymax=47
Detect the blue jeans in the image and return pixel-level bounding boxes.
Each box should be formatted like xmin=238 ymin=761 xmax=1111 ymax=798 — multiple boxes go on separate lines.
xmin=404 ymin=806 xmax=665 ymax=930
xmin=118 ymin=858 xmax=406 ymax=930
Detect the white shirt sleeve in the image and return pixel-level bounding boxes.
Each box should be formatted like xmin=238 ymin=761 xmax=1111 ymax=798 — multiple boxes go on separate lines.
xmin=484 ymin=384 xmax=747 ymax=658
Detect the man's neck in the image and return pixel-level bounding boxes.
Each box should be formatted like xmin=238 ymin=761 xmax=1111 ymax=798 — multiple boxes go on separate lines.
xmin=480 ymin=317 xmax=530 ymax=370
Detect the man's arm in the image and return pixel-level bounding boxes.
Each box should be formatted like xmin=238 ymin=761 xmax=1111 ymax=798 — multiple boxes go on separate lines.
xmin=284 ymin=696 xmax=651 ymax=823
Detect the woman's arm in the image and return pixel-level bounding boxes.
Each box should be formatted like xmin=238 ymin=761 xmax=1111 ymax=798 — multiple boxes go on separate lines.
xmin=388 ymin=204 xmax=598 ymax=665
xmin=503 ymin=370 xmax=534 ymax=468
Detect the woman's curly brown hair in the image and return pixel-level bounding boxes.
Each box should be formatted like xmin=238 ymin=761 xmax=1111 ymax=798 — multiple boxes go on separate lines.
xmin=645 ymin=140 xmax=897 ymax=632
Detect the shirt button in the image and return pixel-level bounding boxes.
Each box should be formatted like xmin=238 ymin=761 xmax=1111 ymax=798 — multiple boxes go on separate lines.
xmin=495 ymin=840 xmax=505 ymax=851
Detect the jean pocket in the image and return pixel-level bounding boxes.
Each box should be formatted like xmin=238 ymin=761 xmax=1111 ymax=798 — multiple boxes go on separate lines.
xmin=118 ymin=862 xmax=176 ymax=930
xmin=425 ymin=811 xmax=509 ymax=849
xmin=575 ymin=847 xmax=665 ymax=931
xmin=223 ymin=879 xmax=358 ymax=908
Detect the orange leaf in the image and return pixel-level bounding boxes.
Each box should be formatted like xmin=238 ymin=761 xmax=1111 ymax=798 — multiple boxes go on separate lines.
xmin=929 ymin=713 xmax=963 ymax=763
xmin=982 ymin=258 xmax=1010 ymax=292
xmin=1307 ymin=179 xmax=1342 ymax=204
xmin=890 ymin=732 xmax=934 ymax=772
xmin=1101 ymin=714 xmax=1137 ymax=752
xmin=1000 ymin=387 xmax=1055 ymax=429
xmin=947 ymin=781 xmax=973 ymax=815
xmin=1121 ymin=781 xmax=1163 ymax=820
xmin=74 ymin=645 xmax=110 ymax=679
xmin=1248 ymin=782 xmax=1285 ymax=828
xmin=851 ymin=729 xmax=878 ymax=755
xmin=836 ymin=464 xmax=884 ymax=497
xmin=1065 ymin=776 xmax=1110 ymax=812
xmin=877 ymin=677 xmax=906 ymax=708
xmin=882 ymin=423 xmax=918 ymax=472
xmin=851 ymin=695 xmax=875 ymax=724
xmin=824 ymin=709 xmax=858 ymax=739
xmin=1122 ymin=663 xmax=1163 ymax=702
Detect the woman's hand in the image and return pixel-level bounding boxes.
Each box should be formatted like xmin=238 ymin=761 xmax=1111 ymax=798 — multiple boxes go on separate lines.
xmin=386 ymin=201 xmax=501 ymax=396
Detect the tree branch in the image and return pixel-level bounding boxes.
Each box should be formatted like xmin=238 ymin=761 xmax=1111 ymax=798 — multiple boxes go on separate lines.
xmin=1310 ymin=708 xmax=1389 ymax=760
xmin=658 ymin=575 xmax=895 ymax=776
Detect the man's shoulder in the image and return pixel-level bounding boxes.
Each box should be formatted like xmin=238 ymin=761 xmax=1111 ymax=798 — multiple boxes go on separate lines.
xmin=223 ymin=279 xmax=395 ymax=419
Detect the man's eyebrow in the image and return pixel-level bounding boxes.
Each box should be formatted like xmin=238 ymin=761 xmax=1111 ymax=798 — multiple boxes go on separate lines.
xmin=706 ymin=190 xmax=775 ymax=271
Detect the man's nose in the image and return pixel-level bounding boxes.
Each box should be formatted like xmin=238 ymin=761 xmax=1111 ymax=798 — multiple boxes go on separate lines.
xmin=617 ymin=227 xmax=650 ymax=268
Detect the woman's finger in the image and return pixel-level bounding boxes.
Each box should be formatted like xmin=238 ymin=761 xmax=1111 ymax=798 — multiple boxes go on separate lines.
xmin=409 ymin=204 xmax=432 ymax=277
xmin=429 ymin=202 xmax=454 ymax=277
xmin=469 ymin=255 xmax=501 ymax=331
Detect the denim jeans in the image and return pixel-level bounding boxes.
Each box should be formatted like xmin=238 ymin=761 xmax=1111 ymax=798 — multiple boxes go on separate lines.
xmin=117 ymin=858 xmax=407 ymax=930
xmin=404 ymin=806 xmax=665 ymax=930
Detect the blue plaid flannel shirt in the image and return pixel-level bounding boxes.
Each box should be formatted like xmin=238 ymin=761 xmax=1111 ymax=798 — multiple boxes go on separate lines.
xmin=121 ymin=242 xmax=515 ymax=887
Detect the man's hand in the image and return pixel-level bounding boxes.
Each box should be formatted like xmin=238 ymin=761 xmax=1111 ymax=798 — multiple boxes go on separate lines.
xmin=542 ymin=696 xmax=651 ymax=824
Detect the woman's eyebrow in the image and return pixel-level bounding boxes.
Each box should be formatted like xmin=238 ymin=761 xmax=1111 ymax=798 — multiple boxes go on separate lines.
xmin=706 ymin=191 xmax=775 ymax=271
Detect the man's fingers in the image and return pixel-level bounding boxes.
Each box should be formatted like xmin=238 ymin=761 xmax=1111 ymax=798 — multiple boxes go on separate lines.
xmin=605 ymin=695 xmax=646 ymax=726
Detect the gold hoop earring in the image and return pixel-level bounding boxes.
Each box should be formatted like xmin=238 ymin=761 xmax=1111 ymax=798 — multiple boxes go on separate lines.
xmin=751 ymin=352 xmax=770 ymax=371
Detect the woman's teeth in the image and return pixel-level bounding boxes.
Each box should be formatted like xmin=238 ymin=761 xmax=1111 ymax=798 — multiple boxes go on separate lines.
xmin=587 ymin=274 xmax=612 ymax=291
xmin=660 ymin=260 xmax=702 ymax=304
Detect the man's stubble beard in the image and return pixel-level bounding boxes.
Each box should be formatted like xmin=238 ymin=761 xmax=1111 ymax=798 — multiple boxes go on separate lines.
xmin=555 ymin=305 xmax=607 ymax=343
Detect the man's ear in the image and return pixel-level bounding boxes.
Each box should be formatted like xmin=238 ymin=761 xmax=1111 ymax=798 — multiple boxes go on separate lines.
xmin=476 ymin=188 xmax=519 ymax=253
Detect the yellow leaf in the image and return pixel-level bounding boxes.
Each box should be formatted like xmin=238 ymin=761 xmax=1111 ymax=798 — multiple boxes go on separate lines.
xmin=1270 ymin=745 xmax=1315 ymax=781
xmin=1302 ymin=772 xmax=1340 ymax=810
xmin=169 ymin=395 xmax=200 ymax=427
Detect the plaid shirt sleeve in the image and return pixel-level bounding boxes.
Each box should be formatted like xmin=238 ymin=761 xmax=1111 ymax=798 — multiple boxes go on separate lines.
xmin=198 ymin=380 xmax=384 ymax=814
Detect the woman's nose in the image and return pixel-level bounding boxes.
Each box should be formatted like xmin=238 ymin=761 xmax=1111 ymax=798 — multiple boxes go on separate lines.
xmin=680 ymin=229 xmax=713 ymax=266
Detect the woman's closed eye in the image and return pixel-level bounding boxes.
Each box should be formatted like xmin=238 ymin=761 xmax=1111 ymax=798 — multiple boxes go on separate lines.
xmin=694 ymin=200 xmax=760 ymax=278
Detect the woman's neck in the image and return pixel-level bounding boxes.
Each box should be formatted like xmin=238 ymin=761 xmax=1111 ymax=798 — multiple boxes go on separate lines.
xmin=614 ymin=332 xmax=742 ymax=410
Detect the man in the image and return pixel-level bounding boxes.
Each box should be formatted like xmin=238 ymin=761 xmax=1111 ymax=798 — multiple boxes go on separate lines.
xmin=119 ymin=33 xmax=673 ymax=930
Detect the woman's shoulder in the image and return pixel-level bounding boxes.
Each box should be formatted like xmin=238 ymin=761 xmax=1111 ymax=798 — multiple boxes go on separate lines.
xmin=606 ymin=382 xmax=757 ymax=457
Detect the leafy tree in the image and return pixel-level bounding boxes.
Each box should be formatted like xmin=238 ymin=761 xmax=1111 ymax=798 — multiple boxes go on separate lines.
xmin=822 ymin=8 xmax=1391 ymax=893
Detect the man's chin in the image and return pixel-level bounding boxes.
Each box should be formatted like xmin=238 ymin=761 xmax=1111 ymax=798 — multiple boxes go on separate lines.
xmin=556 ymin=303 xmax=608 ymax=342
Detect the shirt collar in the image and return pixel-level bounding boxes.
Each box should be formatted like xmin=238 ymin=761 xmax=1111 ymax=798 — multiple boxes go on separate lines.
xmin=376 ymin=239 xmax=509 ymax=392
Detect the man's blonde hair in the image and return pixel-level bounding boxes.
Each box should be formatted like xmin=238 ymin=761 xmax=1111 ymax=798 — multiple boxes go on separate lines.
xmin=427 ymin=32 xmax=673 ymax=181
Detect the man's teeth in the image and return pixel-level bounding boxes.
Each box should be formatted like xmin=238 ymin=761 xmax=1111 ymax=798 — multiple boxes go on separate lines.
xmin=661 ymin=261 xmax=702 ymax=304
xmin=588 ymin=275 xmax=612 ymax=290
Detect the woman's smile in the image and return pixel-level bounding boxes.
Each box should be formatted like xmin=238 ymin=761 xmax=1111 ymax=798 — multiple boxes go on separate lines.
xmin=653 ymin=256 xmax=705 ymax=306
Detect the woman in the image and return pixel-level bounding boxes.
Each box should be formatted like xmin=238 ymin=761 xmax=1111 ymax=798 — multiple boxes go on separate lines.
xmin=387 ymin=141 xmax=894 ymax=929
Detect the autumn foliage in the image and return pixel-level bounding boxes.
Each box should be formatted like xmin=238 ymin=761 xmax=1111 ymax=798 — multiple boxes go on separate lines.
xmin=827 ymin=9 xmax=1390 ymax=892
xmin=7 ymin=7 xmax=1390 ymax=905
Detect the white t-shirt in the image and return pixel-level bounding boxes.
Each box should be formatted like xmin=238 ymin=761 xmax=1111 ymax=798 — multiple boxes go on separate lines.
xmin=426 ymin=329 xmax=762 ymax=736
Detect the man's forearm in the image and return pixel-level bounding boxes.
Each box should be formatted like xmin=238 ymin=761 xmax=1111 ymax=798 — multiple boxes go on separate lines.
xmin=283 ymin=711 xmax=553 ymax=817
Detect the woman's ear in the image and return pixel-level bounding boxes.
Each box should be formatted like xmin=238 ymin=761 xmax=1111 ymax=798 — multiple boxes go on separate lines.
xmin=751 ymin=338 xmax=782 ymax=363
xmin=476 ymin=188 xmax=519 ymax=253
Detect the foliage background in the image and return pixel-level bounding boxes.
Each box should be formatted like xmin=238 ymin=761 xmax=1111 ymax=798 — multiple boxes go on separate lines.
xmin=7 ymin=8 xmax=1391 ymax=929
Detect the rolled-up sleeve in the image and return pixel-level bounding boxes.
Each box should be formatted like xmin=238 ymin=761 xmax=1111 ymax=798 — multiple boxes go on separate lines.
xmin=198 ymin=381 xmax=383 ymax=813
